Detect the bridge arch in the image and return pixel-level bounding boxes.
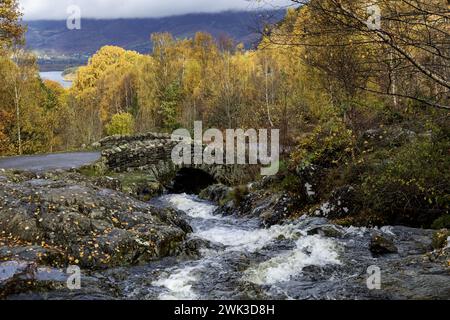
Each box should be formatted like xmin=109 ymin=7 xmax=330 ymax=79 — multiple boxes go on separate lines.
xmin=168 ymin=167 xmax=217 ymax=194
xmin=94 ymin=133 xmax=260 ymax=188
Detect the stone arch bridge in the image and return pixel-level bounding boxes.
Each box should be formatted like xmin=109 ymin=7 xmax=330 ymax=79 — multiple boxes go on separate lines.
xmin=93 ymin=133 xmax=260 ymax=186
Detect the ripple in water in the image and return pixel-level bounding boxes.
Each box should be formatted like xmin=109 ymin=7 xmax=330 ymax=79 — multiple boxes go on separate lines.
xmin=151 ymin=194 xmax=341 ymax=300
xmin=152 ymin=266 xmax=200 ymax=300
xmin=244 ymin=235 xmax=341 ymax=285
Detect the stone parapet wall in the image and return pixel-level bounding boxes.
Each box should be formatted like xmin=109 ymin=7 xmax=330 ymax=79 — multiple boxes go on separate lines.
xmin=101 ymin=139 xmax=179 ymax=172
xmin=94 ymin=132 xmax=172 ymax=149
xmin=94 ymin=133 xmax=260 ymax=185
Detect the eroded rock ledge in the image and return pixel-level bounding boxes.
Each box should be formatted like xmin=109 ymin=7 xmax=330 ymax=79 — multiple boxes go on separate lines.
xmin=0 ymin=171 xmax=191 ymax=270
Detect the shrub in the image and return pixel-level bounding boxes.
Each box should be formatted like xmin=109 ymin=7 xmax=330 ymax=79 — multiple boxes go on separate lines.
xmin=432 ymin=229 xmax=449 ymax=250
xmin=279 ymin=174 xmax=303 ymax=194
xmin=229 ymin=185 xmax=249 ymax=207
xmin=290 ymin=117 xmax=355 ymax=169
xmin=432 ymin=215 xmax=450 ymax=230
xmin=105 ymin=113 xmax=135 ymax=136
xmin=360 ymin=136 xmax=450 ymax=227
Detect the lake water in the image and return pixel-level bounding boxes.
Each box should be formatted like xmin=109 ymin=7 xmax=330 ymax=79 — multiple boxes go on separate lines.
xmin=39 ymin=71 xmax=72 ymax=88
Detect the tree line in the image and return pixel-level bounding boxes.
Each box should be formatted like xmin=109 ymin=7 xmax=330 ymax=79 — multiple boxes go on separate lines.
xmin=0 ymin=0 xmax=448 ymax=156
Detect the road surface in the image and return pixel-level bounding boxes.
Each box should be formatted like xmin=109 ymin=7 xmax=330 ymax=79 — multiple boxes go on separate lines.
xmin=0 ymin=152 xmax=101 ymax=171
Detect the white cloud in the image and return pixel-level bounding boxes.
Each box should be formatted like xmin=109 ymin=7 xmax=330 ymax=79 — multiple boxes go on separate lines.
xmin=19 ymin=0 xmax=293 ymax=20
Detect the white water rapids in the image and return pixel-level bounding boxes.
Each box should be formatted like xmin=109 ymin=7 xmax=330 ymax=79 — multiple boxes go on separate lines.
xmin=7 ymin=192 xmax=441 ymax=300
xmin=149 ymin=194 xmax=341 ymax=300
xmin=4 ymin=192 xmax=443 ymax=300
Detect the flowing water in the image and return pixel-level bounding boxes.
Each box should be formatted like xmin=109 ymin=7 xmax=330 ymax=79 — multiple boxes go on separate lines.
xmin=117 ymin=194 xmax=346 ymax=300
xmin=9 ymin=193 xmax=447 ymax=300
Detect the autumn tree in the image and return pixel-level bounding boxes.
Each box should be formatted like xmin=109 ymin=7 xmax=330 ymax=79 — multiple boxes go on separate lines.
xmin=0 ymin=51 xmax=63 ymax=155
xmin=106 ymin=112 xmax=135 ymax=136
xmin=264 ymin=0 xmax=449 ymax=110
xmin=41 ymin=79 xmax=70 ymax=152
xmin=0 ymin=0 xmax=25 ymax=53
xmin=70 ymin=46 xmax=143 ymax=144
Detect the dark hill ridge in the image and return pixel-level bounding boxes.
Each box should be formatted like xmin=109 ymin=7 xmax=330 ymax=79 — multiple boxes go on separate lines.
xmin=26 ymin=10 xmax=285 ymax=70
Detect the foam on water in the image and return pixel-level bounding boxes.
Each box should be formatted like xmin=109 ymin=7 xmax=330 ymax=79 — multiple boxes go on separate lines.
xmin=153 ymin=266 xmax=199 ymax=300
xmin=164 ymin=193 xmax=220 ymax=219
xmin=196 ymin=224 xmax=303 ymax=252
xmin=244 ymin=235 xmax=341 ymax=285
xmin=344 ymin=225 xmax=396 ymax=237
xmin=153 ymin=194 xmax=341 ymax=299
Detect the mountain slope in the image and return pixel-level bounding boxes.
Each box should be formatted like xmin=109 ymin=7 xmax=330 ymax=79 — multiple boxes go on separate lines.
xmin=26 ymin=10 xmax=285 ymax=69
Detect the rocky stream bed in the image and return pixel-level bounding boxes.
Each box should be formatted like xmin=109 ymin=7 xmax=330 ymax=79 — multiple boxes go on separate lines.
xmin=0 ymin=170 xmax=449 ymax=300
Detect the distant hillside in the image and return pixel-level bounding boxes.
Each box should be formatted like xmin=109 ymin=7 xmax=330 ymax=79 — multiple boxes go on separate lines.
xmin=25 ymin=10 xmax=285 ymax=70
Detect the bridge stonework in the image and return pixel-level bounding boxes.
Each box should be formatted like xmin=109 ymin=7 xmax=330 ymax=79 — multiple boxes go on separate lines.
xmin=93 ymin=133 xmax=259 ymax=185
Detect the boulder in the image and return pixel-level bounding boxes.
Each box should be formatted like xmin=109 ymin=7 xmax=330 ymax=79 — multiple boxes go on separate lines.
xmin=313 ymin=186 xmax=356 ymax=219
xmin=359 ymin=126 xmax=417 ymax=150
xmin=93 ymin=176 xmax=122 ymax=191
xmin=370 ymin=234 xmax=398 ymax=255
xmin=199 ymin=184 xmax=231 ymax=203
xmin=224 ymin=190 xmax=298 ymax=227
xmin=0 ymin=172 xmax=192 ymax=269
xmin=306 ymin=225 xmax=344 ymax=238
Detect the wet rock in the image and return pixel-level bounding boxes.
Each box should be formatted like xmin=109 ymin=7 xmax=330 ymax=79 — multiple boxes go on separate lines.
xmin=313 ymin=186 xmax=356 ymax=219
xmin=134 ymin=182 xmax=164 ymax=201
xmin=306 ymin=225 xmax=344 ymax=238
xmin=370 ymin=234 xmax=398 ymax=255
xmin=384 ymin=226 xmax=433 ymax=256
xmin=0 ymin=261 xmax=40 ymax=298
xmin=0 ymin=172 xmax=191 ymax=269
xmin=231 ymin=191 xmax=297 ymax=227
xmin=0 ymin=246 xmax=66 ymax=266
xmin=0 ymin=261 xmax=71 ymax=298
xmin=0 ymin=260 xmax=120 ymax=300
xmin=199 ymin=184 xmax=231 ymax=203
xmin=432 ymin=229 xmax=449 ymax=250
xmin=181 ymin=238 xmax=218 ymax=257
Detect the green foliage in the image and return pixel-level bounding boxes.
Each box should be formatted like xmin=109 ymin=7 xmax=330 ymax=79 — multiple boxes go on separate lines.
xmin=221 ymin=185 xmax=249 ymax=207
xmin=279 ymin=174 xmax=303 ymax=194
xmin=431 ymin=229 xmax=449 ymax=250
xmin=159 ymin=81 xmax=182 ymax=131
xmin=105 ymin=113 xmax=135 ymax=136
xmin=291 ymin=117 xmax=355 ymax=169
xmin=360 ymin=136 xmax=450 ymax=227
xmin=432 ymin=215 xmax=450 ymax=230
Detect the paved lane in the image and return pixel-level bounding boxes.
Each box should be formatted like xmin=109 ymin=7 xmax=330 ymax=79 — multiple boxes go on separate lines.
xmin=0 ymin=152 xmax=101 ymax=171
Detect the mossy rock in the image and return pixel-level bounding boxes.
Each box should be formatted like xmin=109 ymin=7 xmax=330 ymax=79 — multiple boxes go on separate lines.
xmin=117 ymin=172 xmax=163 ymax=201
xmin=432 ymin=215 xmax=450 ymax=229
xmin=78 ymin=162 xmax=108 ymax=177
xmin=432 ymin=229 xmax=449 ymax=250
xmin=370 ymin=234 xmax=398 ymax=255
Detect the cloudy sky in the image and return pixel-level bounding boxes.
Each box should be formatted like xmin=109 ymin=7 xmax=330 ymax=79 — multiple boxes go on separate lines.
xmin=20 ymin=0 xmax=293 ymax=20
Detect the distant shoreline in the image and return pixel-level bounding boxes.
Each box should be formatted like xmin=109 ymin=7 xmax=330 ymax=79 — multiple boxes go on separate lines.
xmin=38 ymin=62 xmax=83 ymax=72
xmin=39 ymin=70 xmax=74 ymax=88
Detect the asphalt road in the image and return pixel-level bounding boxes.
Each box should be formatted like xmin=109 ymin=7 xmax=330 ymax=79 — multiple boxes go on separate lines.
xmin=0 ymin=152 xmax=101 ymax=171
